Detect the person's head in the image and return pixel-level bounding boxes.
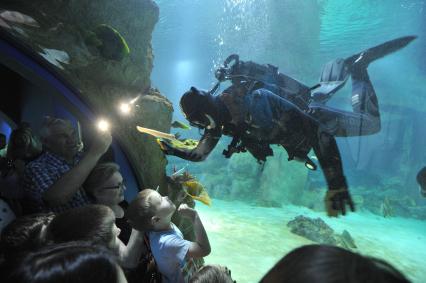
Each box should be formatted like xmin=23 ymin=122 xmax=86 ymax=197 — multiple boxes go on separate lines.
xmin=125 ymin=189 xmax=176 ymax=231
xmin=190 ymin=265 xmax=236 ymax=283
xmin=416 ymin=167 xmax=426 ymax=197
xmin=83 ymin=162 xmax=126 ymax=206
xmin=180 ymin=87 xmax=219 ymax=129
xmin=1 ymin=213 xmax=55 ymax=259
xmin=8 ymin=241 xmax=127 ymax=283
xmin=46 ymin=205 xmax=121 ymax=252
xmin=6 ymin=123 xmax=42 ymax=161
xmin=39 ymin=116 xmax=79 ymax=160
xmin=260 ymin=244 xmax=410 ymax=283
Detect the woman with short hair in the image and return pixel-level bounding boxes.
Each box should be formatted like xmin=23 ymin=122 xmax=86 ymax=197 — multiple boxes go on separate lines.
xmin=83 ymin=162 xmax=132 ymax=243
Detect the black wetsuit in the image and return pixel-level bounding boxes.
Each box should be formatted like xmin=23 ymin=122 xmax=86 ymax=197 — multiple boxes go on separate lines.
xmin=170 ymin=58 xmax=380 ymax=193
xmin=161 ymin=36 xmax=417 ymax=216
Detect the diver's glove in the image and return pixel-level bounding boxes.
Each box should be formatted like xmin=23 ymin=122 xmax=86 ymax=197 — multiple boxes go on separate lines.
xmin=324 ymin=188 xmax=355 ymax=217
xmin=156 ymin=139 xmax=176 ymax=155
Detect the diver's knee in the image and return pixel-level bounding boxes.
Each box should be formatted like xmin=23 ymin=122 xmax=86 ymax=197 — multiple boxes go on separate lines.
xmin=320 ymin=58 xmax=349 ymax=82
xmin=360 ymin=117 xmax=380 ymax=135
xmin=370 ymin=120 xmax=381 ymax=134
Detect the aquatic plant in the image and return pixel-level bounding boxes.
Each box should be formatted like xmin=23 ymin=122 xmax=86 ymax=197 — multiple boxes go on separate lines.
xmin=380 ymin=196 xmax=394 ymax=218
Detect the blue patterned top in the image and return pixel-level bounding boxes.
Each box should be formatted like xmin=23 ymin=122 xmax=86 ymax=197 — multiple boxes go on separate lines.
xmin=22 ymin=151 xmax=91 ymax=213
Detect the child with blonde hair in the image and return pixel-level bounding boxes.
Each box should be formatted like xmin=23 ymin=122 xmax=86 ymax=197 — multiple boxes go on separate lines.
xmin=126 ymin=189 xmax=211 ymax=283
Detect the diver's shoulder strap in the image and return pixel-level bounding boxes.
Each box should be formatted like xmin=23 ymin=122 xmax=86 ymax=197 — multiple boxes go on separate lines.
xmin=219 ymin=89 xmax=248 ymax=125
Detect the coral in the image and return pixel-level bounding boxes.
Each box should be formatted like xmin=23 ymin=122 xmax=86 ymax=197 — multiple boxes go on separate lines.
xmin=380 ymin=196 xmax=394 ymax=218
xmin=287 ymin=215 xmax=337 ymax=245
xmin=336 ymin=230 xmax=357 ymax=249
xmin=166 ymin=171 xmax=211 ymax=207
xmin=287 ymin=215 xmax=358 ymax=250
xmin=170 ymin=139 xmax=199 ymax=150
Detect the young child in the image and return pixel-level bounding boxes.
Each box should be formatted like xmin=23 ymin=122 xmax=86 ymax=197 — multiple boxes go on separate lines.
xmin=126 ymin=189 xmax=211 ymax=283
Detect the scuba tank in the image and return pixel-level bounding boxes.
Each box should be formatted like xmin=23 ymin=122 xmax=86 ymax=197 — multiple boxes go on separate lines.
xmin=213 ymin=55 xmax=318 ymax=170
xmin=212 ymin=54 xmax=313 ymax=110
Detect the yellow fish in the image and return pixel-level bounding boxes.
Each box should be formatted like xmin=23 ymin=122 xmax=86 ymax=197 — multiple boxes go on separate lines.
xmin=182 ymin=180 xmax=211 ymax=206
xmin=171 ymin=121 xmax=191 ymax=130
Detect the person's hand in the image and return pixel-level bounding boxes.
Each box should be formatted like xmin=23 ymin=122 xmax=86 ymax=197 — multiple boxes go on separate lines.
xmin=156 ymin=139 xmax=175 ymax=155
xmin=175 ymin=188 xmax=188 ymax=203
xmin=177 ymin=203 xmax=197 ymax=221
xmin=324 ymin=188 xmax=355 ymax=217
xmin=88 ymin=131 xmax=112 ymax=156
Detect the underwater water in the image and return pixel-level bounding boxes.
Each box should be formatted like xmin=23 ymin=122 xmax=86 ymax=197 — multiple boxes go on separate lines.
xmin=0 ymin=0 xmax=425 ymax=281
xmin=151 ymin=0 xmax=426 ymax=282
xmin=197 ymin=199 xmax=426 ymax=282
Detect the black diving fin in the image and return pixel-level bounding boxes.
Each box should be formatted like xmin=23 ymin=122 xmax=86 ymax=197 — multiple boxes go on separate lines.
xmin=311 ymin=36 xmax=416 ymax=105
xmin=344 ymin=35 xmax=417 ymax=68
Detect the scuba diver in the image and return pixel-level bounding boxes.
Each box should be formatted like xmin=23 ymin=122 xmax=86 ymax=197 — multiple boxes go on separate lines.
xmin=158 ymin=36 xmax=417 ymax=217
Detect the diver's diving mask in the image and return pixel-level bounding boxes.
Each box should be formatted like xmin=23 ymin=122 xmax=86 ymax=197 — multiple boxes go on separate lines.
xmin=187 ymin=114 xmax=216 ymax=130
xmin=179 ymin=86 xmax=217 ymax=130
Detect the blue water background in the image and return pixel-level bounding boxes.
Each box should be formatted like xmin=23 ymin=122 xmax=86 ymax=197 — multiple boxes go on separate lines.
xmin=150 ymin=1 xmax=426 ymax=281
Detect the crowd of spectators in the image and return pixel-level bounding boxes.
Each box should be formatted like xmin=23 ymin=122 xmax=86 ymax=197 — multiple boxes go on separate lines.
xmin=0 ymin=116 xmax=411 ymax=283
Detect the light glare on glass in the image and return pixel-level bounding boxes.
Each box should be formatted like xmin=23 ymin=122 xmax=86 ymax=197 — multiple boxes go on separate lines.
xmin=119 ymin=102 xmax=131 ymax=114
xmin=97 ymin=119 xmax=110 ymax=132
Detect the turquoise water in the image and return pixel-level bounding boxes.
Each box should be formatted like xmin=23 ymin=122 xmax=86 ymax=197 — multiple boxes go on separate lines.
xmin=1 ymin=0 xmax=425 ymax=281
xmin=198 ymin=199 xmax=426 ymax=283
xmin=151 ymin=0 xmax=426 ymax=282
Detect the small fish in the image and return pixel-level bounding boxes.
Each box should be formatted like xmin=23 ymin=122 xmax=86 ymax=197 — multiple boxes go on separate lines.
xmin=0 ymin=10 xmax=39 ymax=28
xmin=93 ymin=24 xmax=130 ymax=61
xmin=39 ymin=49 xmax=70 ymax=69
xmin=0 ymin=18 xmax=11 ymax=29
xmin=182 ymin=180 xmax=212 ymax=206
xmin=171 ymin=121 xmax=191 ymax=130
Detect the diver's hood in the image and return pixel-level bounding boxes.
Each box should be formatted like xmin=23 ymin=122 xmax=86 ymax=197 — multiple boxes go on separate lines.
xmin=180 ymin=86 xmax=219 ymax=129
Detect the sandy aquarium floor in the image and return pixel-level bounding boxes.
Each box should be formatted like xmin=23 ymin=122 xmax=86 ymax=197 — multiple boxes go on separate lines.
xmin=196 ymin=199 xmax=426 ymax=283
